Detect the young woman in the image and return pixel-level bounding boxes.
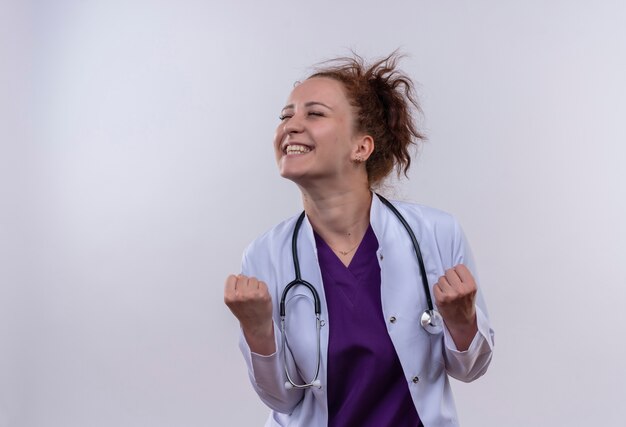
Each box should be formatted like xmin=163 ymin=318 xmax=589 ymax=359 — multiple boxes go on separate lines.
xmin=224 ymin=53 xmax=494 ymax=427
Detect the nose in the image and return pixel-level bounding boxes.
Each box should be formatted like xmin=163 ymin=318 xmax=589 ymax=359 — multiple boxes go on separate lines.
xmin=283 ymin=113 xmax=304 ymax=134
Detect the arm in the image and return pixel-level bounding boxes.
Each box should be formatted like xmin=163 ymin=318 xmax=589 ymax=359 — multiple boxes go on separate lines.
xmin=435 ymin=264 xmax=494 ymax=382
xmin=435 ymin=264 xmax=478 ymax=351
xmin=224 ymin=267 xmax=304 ymax=412
xmin=435 ymin=219 xmax=494 ymax=382
xmin=224 ymin=274 xmax=276 ymax=356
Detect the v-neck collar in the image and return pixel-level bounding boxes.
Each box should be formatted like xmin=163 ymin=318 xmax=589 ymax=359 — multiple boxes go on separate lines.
xmin=313 ymin=225 xmax=378 ymax=275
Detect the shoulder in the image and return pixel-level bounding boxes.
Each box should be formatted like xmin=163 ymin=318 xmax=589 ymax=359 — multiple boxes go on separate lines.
xmin=382 ymin=198 xmax=470 ymax=269
xmin=388 ymin=199 xmax=460 ymax=236
xmin=242 ymin=213 xmax=302 ymax=270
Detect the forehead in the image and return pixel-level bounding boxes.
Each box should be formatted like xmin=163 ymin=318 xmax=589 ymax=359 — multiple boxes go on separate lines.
xmin=285 ymin=77 xmax=349 ymax=106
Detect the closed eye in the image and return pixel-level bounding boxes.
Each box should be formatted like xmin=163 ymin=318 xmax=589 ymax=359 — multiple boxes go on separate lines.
xmin=279 ymin=114 xmax=292 ymax=121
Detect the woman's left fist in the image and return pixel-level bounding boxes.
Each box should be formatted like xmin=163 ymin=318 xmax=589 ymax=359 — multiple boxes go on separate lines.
xmin=433 ymin=264 xmax=477 ymax=328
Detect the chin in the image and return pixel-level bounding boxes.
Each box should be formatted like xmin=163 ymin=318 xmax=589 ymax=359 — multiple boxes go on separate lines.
xmin=277 ymin=165 xmax=311 ymax=184
xmin=278 ymin=160 xmax=303 ymax=179
xmin=278 ymin=169 xmax=304 ymax=183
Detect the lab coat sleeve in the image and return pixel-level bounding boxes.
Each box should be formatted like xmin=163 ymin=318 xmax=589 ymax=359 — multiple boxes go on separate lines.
xmin=238 ymin=249 xmax=304 ymax=414
xmin=441 ymin=218 xmax=495 ymax=383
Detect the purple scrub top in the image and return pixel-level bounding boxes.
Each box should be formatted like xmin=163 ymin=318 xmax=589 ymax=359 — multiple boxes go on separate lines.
xmin=314 ymin=225 xmax=422 ymax=427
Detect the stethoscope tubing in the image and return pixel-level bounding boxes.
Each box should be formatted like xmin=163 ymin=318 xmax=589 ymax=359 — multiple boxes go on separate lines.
xmin=279 ymin=211 xmax=321 ymax=318
xmin=280 ymin=194 xmax=442 ymax=389
xmin=375 ymin=194 xmax=435 ymax=312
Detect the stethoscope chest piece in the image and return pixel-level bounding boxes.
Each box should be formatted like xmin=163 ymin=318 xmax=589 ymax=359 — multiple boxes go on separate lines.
xmin=281 ymin=195 xmax=447 ymax=390
xmin=421 ymin=309 xmax=444 ymax=335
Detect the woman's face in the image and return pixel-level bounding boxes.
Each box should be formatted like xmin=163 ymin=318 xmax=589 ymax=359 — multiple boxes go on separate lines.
xmin=274 ymin=77 xmax=363 ymax=186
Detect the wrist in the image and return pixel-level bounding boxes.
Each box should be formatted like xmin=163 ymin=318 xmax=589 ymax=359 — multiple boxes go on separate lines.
xmin=444 ymin=315 xmax=478 ymax=352
xmin=445 ymin=313 xmax=477 ymax=331
xmin=242 ymin=321 xmax=276 ymax=355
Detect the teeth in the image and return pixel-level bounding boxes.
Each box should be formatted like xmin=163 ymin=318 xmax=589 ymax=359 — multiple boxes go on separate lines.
xmin=285 ymin=145 xmax=311 ymax=155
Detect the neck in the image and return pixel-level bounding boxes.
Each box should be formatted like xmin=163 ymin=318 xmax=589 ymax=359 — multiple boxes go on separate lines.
xmin=299 ymin=184 xmax=373 ymax=253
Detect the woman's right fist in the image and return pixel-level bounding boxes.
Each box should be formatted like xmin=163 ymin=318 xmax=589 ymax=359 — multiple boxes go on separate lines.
xmin=224 ymin=274 xmax=275 ymax=355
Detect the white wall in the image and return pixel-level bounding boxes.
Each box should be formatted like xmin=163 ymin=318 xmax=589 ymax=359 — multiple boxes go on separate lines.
xmin=1 ymin=1 xmax=625 ymax=426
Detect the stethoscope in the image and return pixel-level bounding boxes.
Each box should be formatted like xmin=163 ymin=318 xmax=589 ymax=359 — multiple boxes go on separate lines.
xmin=280 ymin=193 xmax=443 ymax=390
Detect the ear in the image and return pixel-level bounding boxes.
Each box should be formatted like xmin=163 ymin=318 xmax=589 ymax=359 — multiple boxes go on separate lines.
xmin=351 ymin=134 xmax=374 ymax=162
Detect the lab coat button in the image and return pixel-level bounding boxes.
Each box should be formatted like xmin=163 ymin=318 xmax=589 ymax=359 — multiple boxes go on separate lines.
xmin=412 ymin=376 xmax=419 ymax=384
xmin=389 ymin=316 xmax=397 ymax=323
xmin=379 ymin=254 xmax=384 ymax=261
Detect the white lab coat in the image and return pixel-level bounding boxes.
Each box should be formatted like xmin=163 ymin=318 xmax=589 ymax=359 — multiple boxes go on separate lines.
xmin=238 ymin=195 xmax=494 ymax=427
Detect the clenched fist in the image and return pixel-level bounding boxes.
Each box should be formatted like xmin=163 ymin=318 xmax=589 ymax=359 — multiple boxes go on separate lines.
xmin=433 ymin=264 xmax=478 ymax=351
xmin=224 ymin=274 xmax=276 ymax=355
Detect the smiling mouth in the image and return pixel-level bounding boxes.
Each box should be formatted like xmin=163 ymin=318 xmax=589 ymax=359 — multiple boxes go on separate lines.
xmin=284 ymin=144 xmax=312 ymax=155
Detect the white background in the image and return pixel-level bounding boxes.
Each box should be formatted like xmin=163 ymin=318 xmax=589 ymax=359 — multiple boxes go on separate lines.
xmin=1 ymin=1 xmax=625 ymax=426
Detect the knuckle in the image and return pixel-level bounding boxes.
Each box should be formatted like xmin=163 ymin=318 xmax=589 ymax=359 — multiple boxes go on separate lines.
xmin=438 ymin=294 xmax=451 ymax=304
xmin=461 ymin=284 xmax=476 ymax=296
